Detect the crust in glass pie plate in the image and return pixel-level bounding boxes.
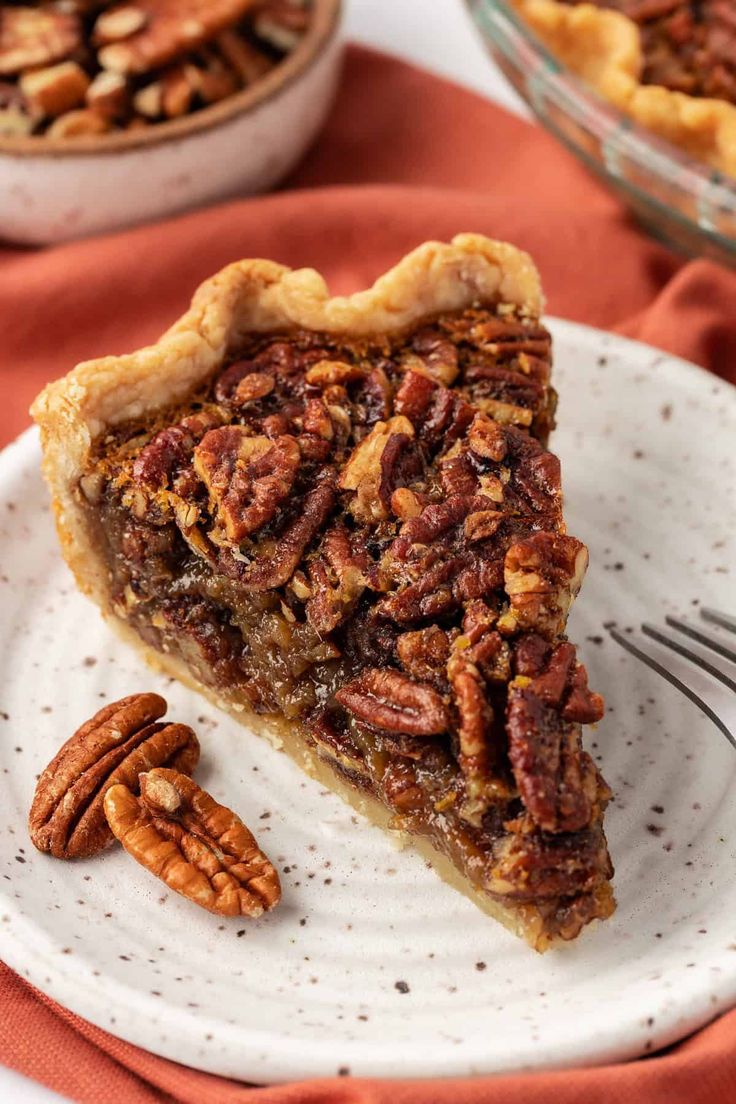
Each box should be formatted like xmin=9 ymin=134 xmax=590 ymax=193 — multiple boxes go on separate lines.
xmin=0 ymin=300 xmax=734 ymax=1078
xmin=510 ymin=0 xmax=736 ymax=178
xmin=31 ymin=234 xmax=616 ymax=953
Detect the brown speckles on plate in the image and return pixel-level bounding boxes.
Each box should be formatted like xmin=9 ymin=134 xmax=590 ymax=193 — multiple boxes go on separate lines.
xmin=395 ymin=981 xmax=410 ymax=994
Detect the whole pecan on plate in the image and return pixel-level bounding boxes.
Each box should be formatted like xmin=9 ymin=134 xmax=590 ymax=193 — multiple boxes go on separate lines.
xmin=28 ymin=693 xmax=199 ymax=859
xmin=104 ymin=767 xmax=281 ymax=917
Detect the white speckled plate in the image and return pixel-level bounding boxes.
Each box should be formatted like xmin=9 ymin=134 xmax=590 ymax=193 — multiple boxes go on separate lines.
xmin=1 ymin=321 xmax=735 ymax=1083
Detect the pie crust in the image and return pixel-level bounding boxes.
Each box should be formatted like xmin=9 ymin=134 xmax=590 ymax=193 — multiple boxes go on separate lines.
xmin=32 ymin=234 xmax=614 ymax=951
xmin=511 ymin=0 xmax=736 ymax=178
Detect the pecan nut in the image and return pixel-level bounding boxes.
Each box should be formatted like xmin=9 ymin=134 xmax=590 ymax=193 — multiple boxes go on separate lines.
xmin=394 ymin=370 xmax=472 ymax=452
xmin=237 ymin=476 xmax=337 ymax=591
xmin=339 ymin=416 xmax=414 ymax=523
xmin=335 ymin=668 xmax=448 ymax=737
xmin=194 ymin=426 xmax=300 ymax=545
xmin=253 ymin=0 xmax=310 ymax=51
xmin=394 ymin=368 xmax=437 ymax=423
xmin=216 ymin=26 xmax=273 ymax=81
xmin=305 ymin=359 xmax=366 ymax=387
xmin=305 ymin=524 xmax=368 ymax=635
xmin=28 ymin=693 xmax=199 ymax=859
xmin=353 ymin=366 xmax=393 ymax=426
xmin=297 ymin=397 xmax=335 ymax=461
xmin=438 ymin=450 xmax=481 ymax=498
xmin=46 ymin=106 xmax=109 ymax=137
xmin=132 ymin=407 xmax=224 ymax=489
xmin=378 ymin=432 xmax=424 ymax=512
xmin=396 ymin=625 xmax=451 ymax=683
xmin=487 ymin=820 xmax=611 ymax=904
xmin=447 ymin=641 xmax=512 ymax=824
xmin=403 ymin=327 xmax=459 ymax=386
xmin=507 ymin=640 xmax=602 ymax=833
xmin=377 ymin=558 xmax=462 ymax=625
xmin=96 ymin=0 xmax=255 ymax=75
xmin=19 ymin=61 xmax=89 ymax=117
xmin=504 ymin=533 xmax=588 ymax=638
xmin=468 ymin=411 xmax=508 ymax=461
xmin=104 ymin=767 xmax=281 ymax=917
xmin=0 ymin=6 xmax=81 ymax=77
xmin=449 ymin=655 xmax=495 ymax=784
xmin=233 ymin=371 xmax=275 ymax=405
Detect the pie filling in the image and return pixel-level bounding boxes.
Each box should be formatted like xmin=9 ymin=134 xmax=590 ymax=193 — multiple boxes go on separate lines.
xmin=80 ymin=305 xmax=614 ymax=949
xmin=561 ymin=0 xmax=736 ymax=102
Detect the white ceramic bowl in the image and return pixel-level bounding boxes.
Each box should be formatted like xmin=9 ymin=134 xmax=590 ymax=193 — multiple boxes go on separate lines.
xmin=0 ymin=0 xmax=342 ymax=245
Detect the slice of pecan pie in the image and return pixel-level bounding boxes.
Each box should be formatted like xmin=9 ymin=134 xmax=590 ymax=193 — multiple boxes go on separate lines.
xmin=32 ymin=235 xmax=614 ymax=950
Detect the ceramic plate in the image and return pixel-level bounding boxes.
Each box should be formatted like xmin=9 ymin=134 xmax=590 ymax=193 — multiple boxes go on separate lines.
xmin=1 ymin=321 xmax=735 ymax=1083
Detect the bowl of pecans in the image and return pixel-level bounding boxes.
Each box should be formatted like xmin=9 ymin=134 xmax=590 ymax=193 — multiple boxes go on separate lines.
xmin=0 ymin=0 xmax=343 ymax=244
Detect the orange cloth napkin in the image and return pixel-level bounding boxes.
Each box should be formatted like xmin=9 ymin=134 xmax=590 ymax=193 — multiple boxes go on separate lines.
xmin=1 ymin=43 xmax=735 ymax=1103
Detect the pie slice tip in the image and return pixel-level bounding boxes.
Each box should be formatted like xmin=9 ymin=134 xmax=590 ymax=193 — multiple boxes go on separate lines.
xmin=31 ymin=233 xmax=614 ymax=951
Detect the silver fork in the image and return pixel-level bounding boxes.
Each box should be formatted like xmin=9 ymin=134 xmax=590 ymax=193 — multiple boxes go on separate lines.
xmin=609 ymin=608 xmax=736 ymax=751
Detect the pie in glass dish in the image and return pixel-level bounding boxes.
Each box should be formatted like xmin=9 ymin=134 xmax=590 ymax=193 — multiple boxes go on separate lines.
xmin=511 ymin=0 xmax=736 ymax=177
xmin=31 ymin=234 xmax=614 ymax=951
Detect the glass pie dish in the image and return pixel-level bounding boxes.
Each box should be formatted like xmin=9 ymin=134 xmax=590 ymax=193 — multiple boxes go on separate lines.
xmin=465 ymin=0 xmax=736 ymax=268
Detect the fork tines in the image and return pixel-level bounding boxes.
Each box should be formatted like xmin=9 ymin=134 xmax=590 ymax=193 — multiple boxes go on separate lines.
xmin=609 ymin=607 xmax=736 ymax=750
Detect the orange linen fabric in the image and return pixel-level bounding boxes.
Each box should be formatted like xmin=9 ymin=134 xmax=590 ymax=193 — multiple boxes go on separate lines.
xmin=1 ymin=43 xmax=735 ymax=1104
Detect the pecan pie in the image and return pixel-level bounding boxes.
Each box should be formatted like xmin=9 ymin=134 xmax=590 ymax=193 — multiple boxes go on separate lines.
xmin=511 ymin=0 xmax=736 ymax=176
xmin=32 ymin=235 xmax=614 ymax=950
